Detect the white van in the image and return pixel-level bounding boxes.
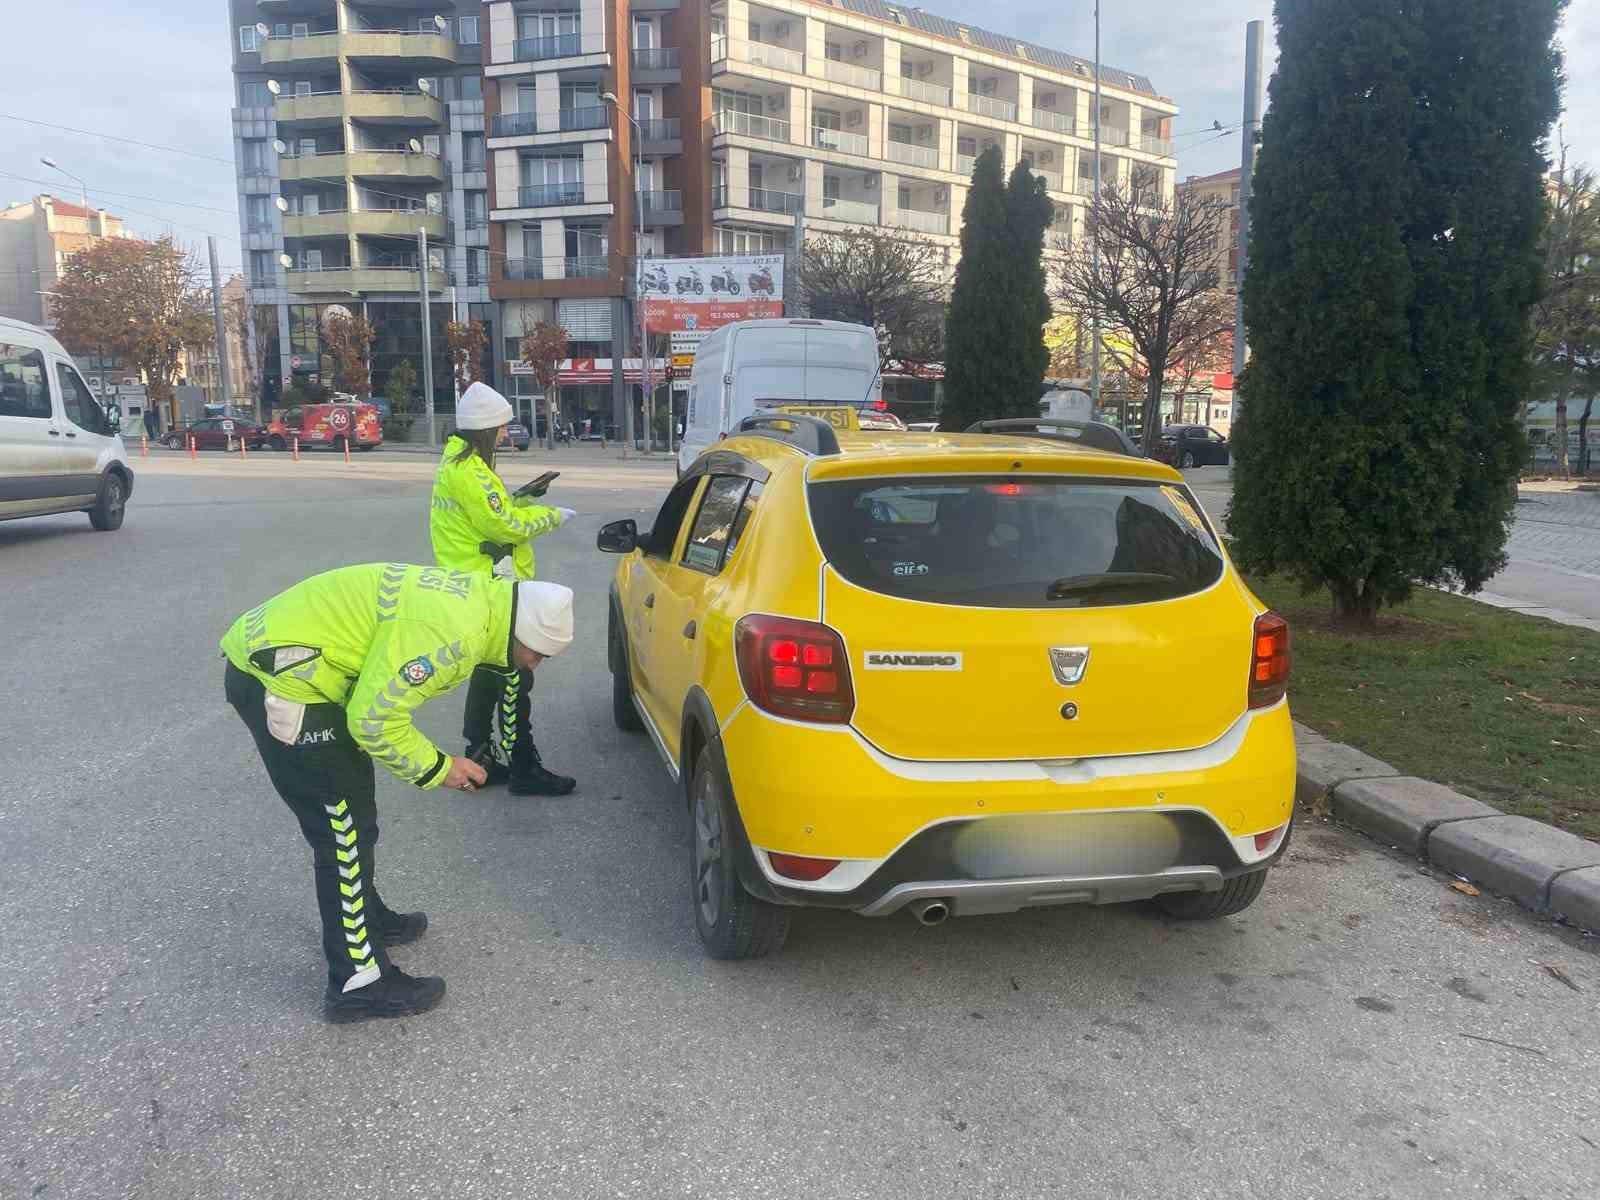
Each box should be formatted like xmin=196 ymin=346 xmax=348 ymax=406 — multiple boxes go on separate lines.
xmin=678 ymin=318 xmax=880 ymax=474
xmin=0 ymin=317 xmax=134 ymax=531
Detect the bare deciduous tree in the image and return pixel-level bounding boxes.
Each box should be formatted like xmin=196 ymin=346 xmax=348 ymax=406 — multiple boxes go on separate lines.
xmin=520 ymin=322 xmax=569 ymax=449
xmin=1530 ymin=152 xmax=1600 ymax=478
xmin=799 ymin=228 xmax=947 ymax=367
xmin=445 ymin=319 xmax=489 ymax=395
xmin=1053 ymin=181 xmax=1232 ymax=451
xmin=321 ymin=309 xmax=376 ymax=398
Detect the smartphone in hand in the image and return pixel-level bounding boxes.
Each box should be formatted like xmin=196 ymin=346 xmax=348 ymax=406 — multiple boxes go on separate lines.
xmin=515 ymin=471 xmax=561 ymax=498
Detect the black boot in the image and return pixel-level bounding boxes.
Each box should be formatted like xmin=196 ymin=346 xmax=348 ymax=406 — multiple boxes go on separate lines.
xmin=509 ymin=752 xmax=577 ymax=797
xmin=323 ymin=966 xmax=445 ymax=1023
xmin=374 ymin=909 xmax=428 ymax=947
xmin=464 ymin=742 xmax=510 ymax=787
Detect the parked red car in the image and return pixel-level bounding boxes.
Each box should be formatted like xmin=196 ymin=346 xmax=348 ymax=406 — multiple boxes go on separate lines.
xmin=266 ymin=402 xmax=383 ymax=451
xmin=163 ymin=416 xmax=268 ymax=451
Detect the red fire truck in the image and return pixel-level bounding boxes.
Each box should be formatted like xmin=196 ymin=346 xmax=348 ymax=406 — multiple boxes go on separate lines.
xmin=266 ymin=402 xmax=383 ymax=452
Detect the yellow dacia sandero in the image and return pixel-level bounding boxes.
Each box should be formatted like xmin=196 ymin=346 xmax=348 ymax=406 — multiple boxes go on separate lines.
xmin=597 ymin=415 xmax=1295 ymax=959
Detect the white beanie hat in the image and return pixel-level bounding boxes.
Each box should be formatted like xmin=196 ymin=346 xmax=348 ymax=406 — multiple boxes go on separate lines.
xmin=456 ymin=380 xmax=515 ymax=431
xmin=514 ymin=581 xmax=574 ymax=657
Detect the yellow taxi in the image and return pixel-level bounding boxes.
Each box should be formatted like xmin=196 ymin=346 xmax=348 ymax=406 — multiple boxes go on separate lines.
xmin=597 ymin=414 xmax=1295 ymax=958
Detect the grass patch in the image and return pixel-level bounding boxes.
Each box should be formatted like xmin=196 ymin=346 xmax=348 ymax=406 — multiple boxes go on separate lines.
xmin=1247 ymin=576 xmax=1600 ymax=839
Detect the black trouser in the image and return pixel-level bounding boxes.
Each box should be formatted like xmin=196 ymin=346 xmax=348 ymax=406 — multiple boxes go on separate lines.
xmin=225 ymin=662 xmax=395 ymax=990
xmin=463 ymin=663 xmax=537 ymax=769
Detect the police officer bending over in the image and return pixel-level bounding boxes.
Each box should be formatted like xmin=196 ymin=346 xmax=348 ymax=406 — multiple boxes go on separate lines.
xmin=221 ymin=565 xmax=574 ymax=1023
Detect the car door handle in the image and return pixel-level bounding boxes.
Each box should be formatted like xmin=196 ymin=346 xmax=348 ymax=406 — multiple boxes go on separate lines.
xmin=65 ymin=431 xmax=77 ymax=438
xmin=683 ymin=620 xmax=697 ymax=640
xmin=643 ymin=593 xmax=655 ymax=609
xmin=48 ymin=428 xmax=61 ymax=436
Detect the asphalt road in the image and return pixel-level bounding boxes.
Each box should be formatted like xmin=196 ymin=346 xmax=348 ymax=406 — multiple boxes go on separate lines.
xmin=1 ymin=450 xmax=1596 ymax=1200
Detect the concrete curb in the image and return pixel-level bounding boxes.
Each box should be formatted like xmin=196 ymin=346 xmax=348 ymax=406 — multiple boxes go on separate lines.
xmin=1295 ymin=726 xmax=1600 ymax=935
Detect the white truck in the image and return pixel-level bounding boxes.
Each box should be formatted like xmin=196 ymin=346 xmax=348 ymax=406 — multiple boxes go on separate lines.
xmin=678 ymin=318 xmax=880 ymax=475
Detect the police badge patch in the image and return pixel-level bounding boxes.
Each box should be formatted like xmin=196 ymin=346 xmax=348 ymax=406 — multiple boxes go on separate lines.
xmin=400 ymin=656 xmax=435 ymax=686
xmin=487 ymin=493 xmax=503 ymax=513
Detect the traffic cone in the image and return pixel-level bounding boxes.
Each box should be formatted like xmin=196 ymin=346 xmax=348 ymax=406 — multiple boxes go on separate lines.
xmin=292 ymin=435 xmax=300 ymax=462
xmin=343 ymin=438 xmax=351 ymax=466
xmin=188 ymin=434 xmax=197 ymax=460
xmin=239 ymin=435 xmax=247 ymax=460
xmin=140 ymin=433 xmax=148 ymax=458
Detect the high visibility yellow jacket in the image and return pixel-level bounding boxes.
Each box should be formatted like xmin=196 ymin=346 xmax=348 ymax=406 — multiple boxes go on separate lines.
xmin=430 ymin=436 xmax=564 ymax=580
xmin=220 ymin=563 xmax=517 ymax=789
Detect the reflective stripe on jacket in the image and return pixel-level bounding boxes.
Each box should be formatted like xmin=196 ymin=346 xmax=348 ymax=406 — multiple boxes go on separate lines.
xmin=430 ymin=436 xmax=563 ymax=580
xmin=219 ymin=563 xmax=516 ymax=789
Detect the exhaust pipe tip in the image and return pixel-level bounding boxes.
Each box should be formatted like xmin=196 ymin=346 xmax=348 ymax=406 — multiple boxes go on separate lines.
xmin=910 ymin=899 xmax=950 ymax=926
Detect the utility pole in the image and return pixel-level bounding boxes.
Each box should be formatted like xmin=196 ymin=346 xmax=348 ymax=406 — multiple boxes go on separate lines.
xmin=1090 ymin=0 xmax=1102 ymax=411
xmin=417 ymin=227 xmax=436 ymax=446
xmin=1233 ymin=19 xmax=1264 ymax=380
xmin=207 ymin=236 xmax=232 ymax=411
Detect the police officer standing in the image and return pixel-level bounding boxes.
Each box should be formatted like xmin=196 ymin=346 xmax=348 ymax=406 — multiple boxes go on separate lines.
xmin=431 ymin=381 xmax=577 ymax=796
xmin=222 ymin=564 xmax=575 ymax=1021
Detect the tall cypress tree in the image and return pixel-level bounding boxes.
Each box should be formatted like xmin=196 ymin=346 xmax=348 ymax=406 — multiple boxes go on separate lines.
xmin=942 ymin=147 xmax=1015 ymax=429
xmin=1229 ymin=0 xmax=1563 ymax=627
xmin=1005 ymin=162 xmax=1054 ymax=413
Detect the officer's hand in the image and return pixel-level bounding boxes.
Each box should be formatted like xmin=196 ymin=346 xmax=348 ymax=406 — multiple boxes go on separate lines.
xmin=556 ymin=507 xmax=578 ymax=525
xmin=443 ymin=757 xmax=488 ymax=792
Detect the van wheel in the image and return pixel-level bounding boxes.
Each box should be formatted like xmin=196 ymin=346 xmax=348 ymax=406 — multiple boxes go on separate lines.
xmin=690 ymin=754 xmax=789 ymax=959
xmin=88 ymin=474 xmax=126 ymax=532
xmin=609 ymin=608 xmax=645 ymax=733
xmin=1153 ymin=869 xmax=1268 ymax=919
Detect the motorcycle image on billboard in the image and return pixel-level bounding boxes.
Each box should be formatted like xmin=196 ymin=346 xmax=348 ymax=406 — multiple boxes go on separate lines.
xmin=638 ymin=254 xmax=784 ymax=336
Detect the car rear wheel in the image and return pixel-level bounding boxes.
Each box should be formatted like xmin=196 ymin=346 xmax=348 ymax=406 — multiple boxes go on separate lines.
xmin=163 ymin=434 xmax=183 ymax=450
xmin=88 ymin=473 xmax=126 ymax=532
xmin=690 ymin=754 xmax=789 ymax=959
xmin=1179 ymin=450 xmax=1196 ymax=469
xmin=1153 ymin=868 xmax=1268 ymax=919
xmin=609 ymin=609 xmax=645 ymax=733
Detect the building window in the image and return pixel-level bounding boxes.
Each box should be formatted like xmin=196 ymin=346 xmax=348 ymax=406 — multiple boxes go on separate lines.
xmin=717 ymin=226 xmax=783 ymax=255
xmin=241 ymin=139 xmax=270 ymax=172
xmin=460 ymin=74 xmax=483 ymax=101
xmin=239 ymin=25 xmax=261 ymax=52
xmin=462 ymin=133 xmax=485 ymax=170
xmin=714 ymin=88 xmax=764 ymax=118
xmin=458 ymin=15 xmax=480 ymax=44
xmin=249 ymin=250 xmax=275 ymax=282
xmin=239 ymin=80 xmax=272 ymax=107
xmin=245 ymin=195 xmax=272 ymax=232
xmin=464 ymin=191 xmax=488 ymax=228
xmin=467 ymin=249 xmax=489 ymax=285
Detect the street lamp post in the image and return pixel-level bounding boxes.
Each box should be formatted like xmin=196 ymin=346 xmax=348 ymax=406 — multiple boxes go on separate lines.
xmin=39 ymin=156 xmax=89 ymax=214
xmin=601 ymin=90 xmax=645 ymax=456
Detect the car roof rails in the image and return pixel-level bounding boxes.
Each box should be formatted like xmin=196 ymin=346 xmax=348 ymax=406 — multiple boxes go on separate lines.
xmin=735 ymin=412 xmax=841 ymax=457
xmin=963 ymin=418 xmax=1142 ymax=457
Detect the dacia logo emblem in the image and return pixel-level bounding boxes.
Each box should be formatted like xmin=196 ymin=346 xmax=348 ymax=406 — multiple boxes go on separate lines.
xmin=1048 ymin=646 xmax=1090 ymax=686
xmin=400 ymin=656 xmax=435 ymax=687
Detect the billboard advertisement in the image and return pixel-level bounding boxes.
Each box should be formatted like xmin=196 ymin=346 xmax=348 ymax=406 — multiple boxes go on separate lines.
xmin=638 ymin=254 xmax=784 ymax=335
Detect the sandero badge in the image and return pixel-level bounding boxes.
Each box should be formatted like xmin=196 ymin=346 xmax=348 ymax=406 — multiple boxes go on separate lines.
xmin=1048 ymin=646 xmax=1090 ymax=686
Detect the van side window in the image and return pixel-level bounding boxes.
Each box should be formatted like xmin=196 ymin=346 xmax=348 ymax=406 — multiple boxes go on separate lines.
xmin=57 ymin=363 xmax=109 ymax=434
xmin=0 ymin=343 xmax=51 ymax=419
xmin=644 ymin=477 xmax=703 ymax=559
xmin=681 ymin=475 xmax=751 ymax=574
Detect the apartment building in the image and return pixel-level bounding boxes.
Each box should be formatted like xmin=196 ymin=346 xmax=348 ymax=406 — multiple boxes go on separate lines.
xmin=0 ymin=194 xmax=132 ymax=328
xmin=1179 ymin=165 xmax=1241 ymax=295
xmin=230 ymin=0 xmax=1173 ymax=431
xmin=228 ymin=0 xmax=488 ymax=417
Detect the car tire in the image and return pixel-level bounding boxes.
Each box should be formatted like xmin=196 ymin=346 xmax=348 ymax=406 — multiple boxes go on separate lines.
xmin=88 ymin=473 xmax=126 ymax=532
xmin=163 ymin=434 xmax=182 ymax=450
xmin=609 ymin=607 xmax=645 ymax=733
xmin=689 ymin=753 xmax=789 ymax=960
xmin=1179 ymin=450 xmax=1196 ymax=469
xmin=1153 ymin=868 xmax=1268 ymax=920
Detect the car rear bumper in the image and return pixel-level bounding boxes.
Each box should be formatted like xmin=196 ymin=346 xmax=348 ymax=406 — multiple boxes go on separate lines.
xmin=719 ymin=700 xmax=1297 ymax=913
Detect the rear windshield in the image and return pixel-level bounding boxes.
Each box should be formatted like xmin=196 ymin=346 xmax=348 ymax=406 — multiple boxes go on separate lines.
xmin=808 ymin=476 xmax=1225 ymax=608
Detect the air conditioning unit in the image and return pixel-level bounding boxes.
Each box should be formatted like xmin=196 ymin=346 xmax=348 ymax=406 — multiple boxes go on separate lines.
xmin=846 ymin=109 xmax=863 ymax=126
xmin=1040 ymin=150 xmax=1055 ymax=165
xmin=979 ymin=78 xmax=997 ymax=95
xmin=787 ymin=165 xmax=802 ymax=182
xmin=916 ymin=61 xmax=933 ymax=77
xmin=853 ymin=40 xmax=869 ymax=58
xmin=774 ymin=21 xmax=791 ymax=37
xmin=766 ymin=93 xmax=784 ymax=112
xmin=934 ymin=186 xmax=948 ymax=203
xmin=1039 ymin=93 xmax=1056 ymax=108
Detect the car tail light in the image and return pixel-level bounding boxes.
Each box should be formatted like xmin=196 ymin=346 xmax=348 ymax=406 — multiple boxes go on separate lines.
xmin=735 ymin=614 xmax=855 ymax=723
xmin=1248 ymin=612 xmax=1291 ymax=709
xmin=768 ymin=851 xmax=840 ymax=881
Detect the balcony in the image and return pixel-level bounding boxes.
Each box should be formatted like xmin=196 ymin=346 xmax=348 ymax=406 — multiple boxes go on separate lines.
xmin=638 ymin=189 xmax=683 ymax=223
xmin=514 ymin=34 xmax=583 ymax=62
xmin=812 ymin=126 xmax=868 ymax=157
xmin=518 ymin=181 xmax=586 ymax=208
xmin=1135 ymin=133 xmax=1173 ymax=158
xmin=894 ymin=208 xmax=948 ymax=235
xmin=966 ymin=94 xmax=1018 ymax=122
xmin=823 ymin=59 xmax=881 ymax=91
xmin=749 ymin=187 xmax=803 ymax=215
xmin=818 ymin=197 xmax=878 ymax=224
xmin=955 ymin=152 xmax=976 ymax=176
xmin=638 ymin=117 xmax=681 ymax=151
xmin=491 ymin=111 xmax=537 ymax=138
xmin=1027 ymin=168 xmax=1064 ymax=193
xmin=502 ymin=258 xmax=543 ymax=281
xmin=712 ymin=109 xmax=791 ymax=143
xmin=899 ymin=77 xmax=951 ymax=107
xmin=632 ymin=46 xmax=679 ymax=70
xmin=285 ymin=265 xmax=448 ymax=294
xmin=260 ymin=31 xmax=341 ymax=68
xmin=276 ymin=88 xmax=446 ymax=127
xmin=262 ymin=30 xmax=459 ymax=68
xmin=712 ymin=37 xmax=804 ymax=74
xmin=280 ymin=149 xmax=446 ymax=183
xmin=1098 ymin=125 xmax=1132 ymax=148
xmin=1030 ymin=108 xmax=1074 ymax=136
xmin=560 ymin=106 xmax=609 ymax=132
xmin=885 ymin=140 xmax=938 ymax=170
xmin=565 ymin=255 xmax=610 ymax=279
xmin=283 ymin=210 xmax=447 ymax=239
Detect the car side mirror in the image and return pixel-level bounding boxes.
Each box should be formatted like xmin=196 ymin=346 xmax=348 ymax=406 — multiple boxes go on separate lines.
xmin=596 ymin=518 xmax=638 ymax=554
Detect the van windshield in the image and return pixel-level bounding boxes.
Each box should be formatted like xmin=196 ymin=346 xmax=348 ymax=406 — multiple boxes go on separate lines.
xmin=808 ymin=475 xmax=1225 ymax=609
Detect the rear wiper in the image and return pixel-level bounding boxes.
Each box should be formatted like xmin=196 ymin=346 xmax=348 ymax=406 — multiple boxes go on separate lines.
xmin=1045 ymin=572 xmax=1180 ymax=600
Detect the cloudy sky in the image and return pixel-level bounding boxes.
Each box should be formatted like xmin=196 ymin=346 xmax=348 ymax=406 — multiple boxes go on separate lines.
xmin=1 ymin=0 xmax=1596 ymax=266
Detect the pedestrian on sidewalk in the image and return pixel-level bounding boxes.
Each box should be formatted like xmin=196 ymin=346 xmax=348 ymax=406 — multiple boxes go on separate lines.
xmin=430 ymin=381 xmax=579 ymax=797
xmin=221 ymin=565 xmax=575 ymax=1022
